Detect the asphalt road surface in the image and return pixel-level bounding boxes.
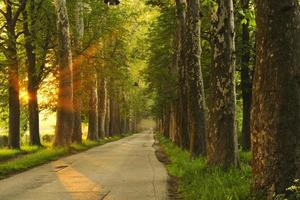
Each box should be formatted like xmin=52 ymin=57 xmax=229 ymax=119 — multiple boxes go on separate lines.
xmin=0 ymin=132 xmax=168 ymax=200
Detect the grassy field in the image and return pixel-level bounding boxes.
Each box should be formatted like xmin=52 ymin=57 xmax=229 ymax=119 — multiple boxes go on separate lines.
xmin=157 ymin=134 xmax=251 ymax=200
xmin=0 ymin=134 xmax=132 ymax=179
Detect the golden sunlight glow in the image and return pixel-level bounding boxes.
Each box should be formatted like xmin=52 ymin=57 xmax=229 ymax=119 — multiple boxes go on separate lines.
xmin=54 ymin=160 xmax=103 ymax=200
xmin=0 ymin=2 xmax=4 ymax=10
xmin=19 ymin=90 xmax=29 ymax=103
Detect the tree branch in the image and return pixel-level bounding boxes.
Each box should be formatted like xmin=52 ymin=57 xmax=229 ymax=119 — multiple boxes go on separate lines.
xmin=12 ymin=0 xmax=26 ymax=27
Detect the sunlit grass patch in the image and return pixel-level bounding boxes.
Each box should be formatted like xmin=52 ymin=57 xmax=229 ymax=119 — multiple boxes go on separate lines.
xmin=157 ymin=134 xmax=251 ymax=200
xmin=0 ymin=149 xmax=20 ymax=162
xmin=0 ymin=147 xmax=67 ymax=177
xmin=71 ymin=140 xmax=101 ymax=151
xmin=0 ymin=145 xmax=40 ymax=162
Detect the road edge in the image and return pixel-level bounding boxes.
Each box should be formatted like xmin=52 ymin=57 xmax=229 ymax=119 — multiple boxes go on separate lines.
xmin=153 ymin=133 xmax=182 ymax=200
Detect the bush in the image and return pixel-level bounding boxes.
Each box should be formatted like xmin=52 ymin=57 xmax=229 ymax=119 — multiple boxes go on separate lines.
xmin=42 ymin=134 xmax=55 ymax=143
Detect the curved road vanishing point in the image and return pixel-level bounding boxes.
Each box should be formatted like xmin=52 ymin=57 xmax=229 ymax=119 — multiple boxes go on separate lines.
xmin=0 ymin=132 xmax=169 ymax=200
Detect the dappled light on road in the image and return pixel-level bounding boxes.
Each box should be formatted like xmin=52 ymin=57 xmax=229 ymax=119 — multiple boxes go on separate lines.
xmin=54 ymin=160 xmax=102 ymax=200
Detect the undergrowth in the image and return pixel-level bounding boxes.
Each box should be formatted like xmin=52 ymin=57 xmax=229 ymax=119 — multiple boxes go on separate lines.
xmin=157 ymin=134 xmax=251 ymax=200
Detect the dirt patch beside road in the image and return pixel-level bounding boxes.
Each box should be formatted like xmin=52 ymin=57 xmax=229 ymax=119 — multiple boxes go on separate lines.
xmin=153 ymin=139 xmax=182 ymax=200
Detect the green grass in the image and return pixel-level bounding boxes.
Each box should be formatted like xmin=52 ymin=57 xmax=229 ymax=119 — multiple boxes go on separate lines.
xmin=239 ymin=151 xmax=251 ymax=165
xmin=70 ymin=135 xmax=125 ymax=151
xmin=0 ymin=147 xmax=68 ymax=177
xmin=157 ymin=134 xmax=251 ymax=200
xmin=0 ymin=133 xmax=133 ymax=179
xmin=0 ymin=145 xmax=40 ymax=162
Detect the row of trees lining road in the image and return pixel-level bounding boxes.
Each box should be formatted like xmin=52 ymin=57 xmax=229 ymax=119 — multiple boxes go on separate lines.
xmin=0 ymin=0 xmax=300 ymax=199
xmin=0 ymin=0 xmax=155 ymax=148
xmin=146 ymin=0 xmax=300 ymax=198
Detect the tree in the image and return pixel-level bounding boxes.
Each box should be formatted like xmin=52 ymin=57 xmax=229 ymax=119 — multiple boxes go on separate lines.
xmin=251 ymin=0 xmax=300 ymax=198
xmin=22 ymin=4 xmax=41 ymax=146
xmin=72 ymin=0 xmax=84 ymax=143
xmin=185 ymin=0 xmax=206 ymax=156
xmin=97 ymin=64 xmax=107 ymax=139
xmin=240 ymin=0 xmax=252 ymax=151
xmin=87 ymin=78 xmax=98 ymax=140
xmin=54 ymin=0 xmax=74 ymax=147
xmin=175 ymin=0 xmax=189 ymax=150
xmin=207 ymin=0 xmax=239 ymax=168
xmin=22 ymin=0 xmax=55 ymax=146
xmin=0 ymin=0 xmax=26 ymax=149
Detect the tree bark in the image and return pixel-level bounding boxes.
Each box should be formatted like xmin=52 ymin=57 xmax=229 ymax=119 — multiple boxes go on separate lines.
xmin=115 ymin=99 xmax=121 ymax=135
xmin=186 ymin=0 xmax=206 ymax=156
xmin=207 ymin=0 xmax=239 ymax=168
xmin=175 ymin=0 xmax=189 ymax=150
xmin=240 ymin=0 xmax=252 ymax=151
xmin=72 ymin=0 xmax=84 ymax=143
xmin=251 ymin=0 xmax=300 ymax=198
xmin=4 ymin=1 xmax=26 ymax=149
xmin=87 ymin=82 xmax=98 ymax=141
xmin=163 ymin=106 xmax=171 ymax=138
xmin=7 ymin=34 xmax=20 ymax=149
xmin=97 ymin=68 xmax=107 ymax=139
xmin=109 ymin=95 xmax=119 ymax=136
xmin=54 ymin=0 xmax=74 ymax=147
xmin=105 ymin=96 xmax=110 ymax=136
xmin=169 ymin=104 xmax=179 ymax=144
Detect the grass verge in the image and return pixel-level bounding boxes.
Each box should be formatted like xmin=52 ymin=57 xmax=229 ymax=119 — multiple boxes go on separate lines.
xmin=0 ymin=133 xmax=132 ymax=179
xmin=157 ymin=134 xmax=251 ymax=200
xmin=0 ymin=145 xmax=41 ymax=162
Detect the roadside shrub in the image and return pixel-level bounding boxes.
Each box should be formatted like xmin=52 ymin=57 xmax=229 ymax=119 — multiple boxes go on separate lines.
xmin=0 ymin=136 xmax=8 ymax=147
xmin=42 ymin=134 xmax=55 ymax=143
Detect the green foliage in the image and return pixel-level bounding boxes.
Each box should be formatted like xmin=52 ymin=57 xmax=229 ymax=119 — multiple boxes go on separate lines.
xmin=273 ymin=179 xmax=300 ymax=200
xmin=158 ymin=134 xmax=251 ymax=200
xmin=144 ymin=2 xmax=177 ymax=118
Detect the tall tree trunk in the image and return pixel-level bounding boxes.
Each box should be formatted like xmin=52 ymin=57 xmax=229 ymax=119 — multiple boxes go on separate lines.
xmin=240 ymin=0 xmax=252 ymax=151
xmin=97 ymin=67 xmax=107 ymax=139
xmin=175 ymin=0 xmax=189 ymax=150
xmin=54 ymin=0 xmax=74 ymax=147
xmin=23 ymin=4 xmax=41 ymax=146
xmin=251 ymin=0 xmax=300 ymax=198
xmin=7 ymin=33 xmax=20 ymax=149
xmin=168 ymin=4 xmax=180 ymax=144
xmin=207 ymin=0 xmax=239 ymax=168
xmin=125 ymin=117 xmax=130 ymax=133
xmin=186 ymin=0 xmax=206 ymax=156
xmin=105 ymin=96 xmax=110 ymax=136
xmin=87 ymin=82 xmax=98 ymax=141
xmin=115 ymin=100 xmax=121 ymax=135
xmin=72 ymin=0 xmax=84 ymax=143
xmin=4 ymin=2 xmax=25 ymax=149
xmin=109 ymin=96 xmax=116 ymax=136
xmin=163 ymin=106 xmax=171 ymax=138
xmin=169 ymin=104 xmax=179 ymax=144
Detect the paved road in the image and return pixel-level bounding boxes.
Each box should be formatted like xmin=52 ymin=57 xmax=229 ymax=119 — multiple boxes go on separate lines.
xmin=0 ymin=132 xmax=168 ymax=200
